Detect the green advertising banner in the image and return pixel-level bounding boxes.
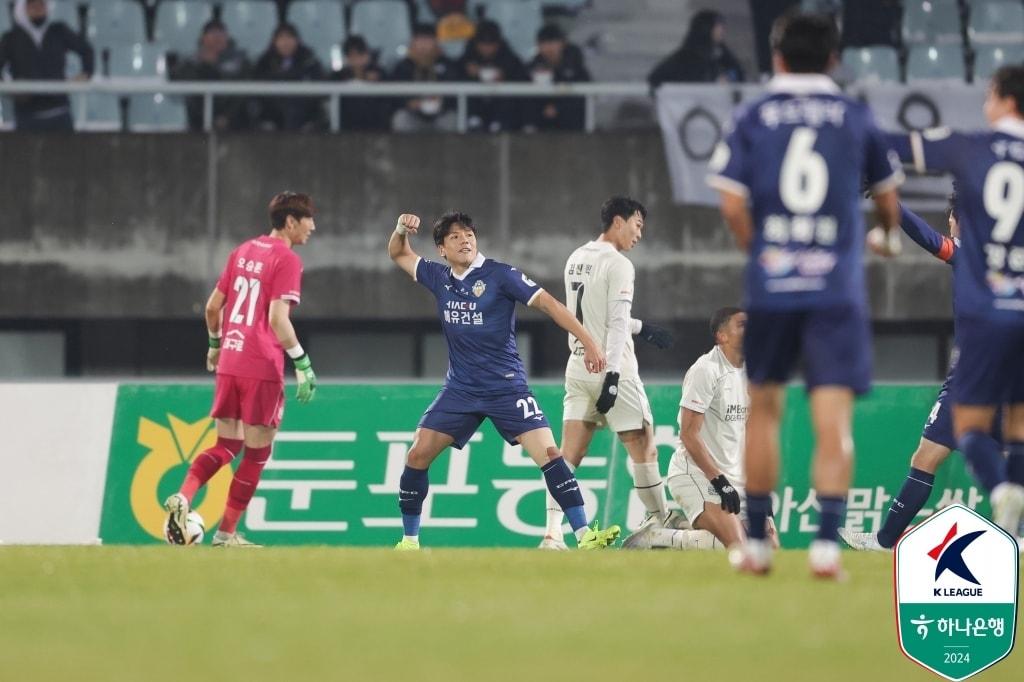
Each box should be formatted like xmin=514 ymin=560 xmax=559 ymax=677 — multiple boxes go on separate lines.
xmin=99 ymin=383 xmax=989 ymax=547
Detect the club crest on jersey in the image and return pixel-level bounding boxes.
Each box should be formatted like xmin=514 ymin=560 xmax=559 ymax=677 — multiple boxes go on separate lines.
xmin=472 ymin=280 xmax=486 ymax=297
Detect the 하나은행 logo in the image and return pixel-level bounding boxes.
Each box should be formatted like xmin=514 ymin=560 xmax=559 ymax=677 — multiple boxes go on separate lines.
xmin=895 ymin=504 xmax=1018 ymax=681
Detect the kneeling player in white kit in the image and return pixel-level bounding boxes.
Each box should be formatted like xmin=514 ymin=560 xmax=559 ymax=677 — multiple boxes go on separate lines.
xmin=539 ymin=196 xmax=675 ymax=549
xmin=625 ymin=307 xmax=777 ymax=550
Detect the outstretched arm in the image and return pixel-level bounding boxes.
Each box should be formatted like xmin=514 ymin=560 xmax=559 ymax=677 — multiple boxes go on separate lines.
xmin=530 ymin=290 xmax=606 ymax=373
xmin=388 ymin=214 xmax=422 ymax=279
xmin=897 ymin=203 xmax=957 ymax=263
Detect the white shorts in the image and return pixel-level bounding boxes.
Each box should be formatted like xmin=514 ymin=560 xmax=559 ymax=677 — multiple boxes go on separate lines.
xmin=563 ymin=376 xmax=653 ymax=432
xmin=666 ymin=451 xmax=746 ymax=525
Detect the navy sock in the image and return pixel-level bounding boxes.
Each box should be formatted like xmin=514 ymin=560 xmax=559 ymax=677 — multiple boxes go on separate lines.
xmin=959 ymin=430 xmax=1008 ymax=492
xmin=398 ymin=465 xmax=429 ymax=537
xmin=746 ymin=493 xmax=773 ymax=540
xmin=816 ymin=495 xmax=847 ymax=542
xmin=1008 ymin=442 xmax=1024 ymax=486
xmin=542 ymin=457 xmax=588 ymax=531
xmin=877 ymin=467 xmax=935 ymax=548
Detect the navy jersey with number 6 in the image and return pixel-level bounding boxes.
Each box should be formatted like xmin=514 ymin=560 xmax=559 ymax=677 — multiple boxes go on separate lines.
xmin=708 ymin=74 xmax=903 ymax=310
xmin=891 ymin=120 xmax=1024 ymax=323
xmin=415 ymin=253 xmax=543 ymax=395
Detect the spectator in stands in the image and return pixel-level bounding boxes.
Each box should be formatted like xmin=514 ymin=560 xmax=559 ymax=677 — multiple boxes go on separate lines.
xmin=647 ymin=10 xmax=745 ymax=91
xmin=389 ymin=23 xmax=460 ymax=133
xmin=525 ymin=24 xmax=590 ymax=132
xmin=0 ymin=0 xmax=94 ymax=131
xmin=332 ymin=35 xmax=388 ymax=131
xmin=458 ymin=20 xmax=529 ymax=132
xmin=425 ymin=0 xmax=475 ymax=52
xmin=169 ymin=19 xmax=250 ymax=132
xmin=253 ymin=24 xmax=327 ymax=132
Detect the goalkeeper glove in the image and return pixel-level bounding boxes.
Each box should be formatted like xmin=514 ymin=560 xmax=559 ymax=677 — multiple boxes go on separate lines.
xmin=206 ymin=335 xmax=220 ymax=372
xmin=637 ymin=322 xmax=674 ymax=349
xmin=293 ymin=353 xmax=318 ymax=403
xmin=710 ymin=474 xmax=741 ymax=515
xmin=595 ymin=371 xmax=620 ymax=414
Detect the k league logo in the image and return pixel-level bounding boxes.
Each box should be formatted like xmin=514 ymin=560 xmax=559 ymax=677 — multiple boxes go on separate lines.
xmin=895 ymin=504 xmax=1019 ymax=681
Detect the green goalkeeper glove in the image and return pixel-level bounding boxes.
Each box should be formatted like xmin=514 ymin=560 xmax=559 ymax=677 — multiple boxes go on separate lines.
xmin=293 ymin=353 xmax=317 ymax=403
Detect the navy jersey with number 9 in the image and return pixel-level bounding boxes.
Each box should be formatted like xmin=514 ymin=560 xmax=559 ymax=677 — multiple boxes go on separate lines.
xmin=892 ymin=121 xmax=1024 ymax=322
xmin=708 ymin=75 xmax=903 ymax=310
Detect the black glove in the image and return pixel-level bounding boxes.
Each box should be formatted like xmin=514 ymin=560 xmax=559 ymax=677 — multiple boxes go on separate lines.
xmin=637 ymin=322 xmax=674 ymax=349
xmin=710 ymin=474 xmax=741 ymax=514
xmin=595 ymin=371 xmax=620 ymax=414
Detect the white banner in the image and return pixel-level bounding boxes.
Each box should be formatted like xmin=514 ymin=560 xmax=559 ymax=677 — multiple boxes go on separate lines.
xmin=0 ymin=383 xmax=117 ymax=544
xmin=657 ymin=82 xmax=990 ymax=210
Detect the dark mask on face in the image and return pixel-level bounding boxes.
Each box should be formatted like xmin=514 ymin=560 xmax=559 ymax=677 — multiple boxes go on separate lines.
xmin=30 ymin=16 xmax=48 ymax=27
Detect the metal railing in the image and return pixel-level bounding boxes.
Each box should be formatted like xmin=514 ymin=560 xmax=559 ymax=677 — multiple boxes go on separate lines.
xmin=0 ymin=80 xmax=651 ymax=132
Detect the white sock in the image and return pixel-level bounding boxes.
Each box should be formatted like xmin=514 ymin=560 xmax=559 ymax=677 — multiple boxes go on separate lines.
xmin=649 ymin=528 xmax=721 ymax=550
xmin=543 ymin=461 xmax=575 ymax=537
xmin=632 ymin=461 xmax=669 ymax=520
xmin=573 ymin=525 xmax=589 ymax=542
xmin=403 ymin=535 xmax=419 ymax=543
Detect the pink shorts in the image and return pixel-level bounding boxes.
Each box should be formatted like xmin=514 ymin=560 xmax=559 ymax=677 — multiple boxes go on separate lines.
xmin=211 ymin=374 xmax=285 ymax=428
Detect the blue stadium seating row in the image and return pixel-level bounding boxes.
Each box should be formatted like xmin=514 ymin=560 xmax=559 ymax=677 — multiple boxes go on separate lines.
xmin=843 ymin=43 xmax=1024 ymax=83
xmin=1 ymin=1 xmax=555 ymax=65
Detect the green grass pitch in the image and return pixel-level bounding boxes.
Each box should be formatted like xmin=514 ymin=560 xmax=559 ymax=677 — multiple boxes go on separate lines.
xmin=1 ymin=547 xmax=1018 ymax=682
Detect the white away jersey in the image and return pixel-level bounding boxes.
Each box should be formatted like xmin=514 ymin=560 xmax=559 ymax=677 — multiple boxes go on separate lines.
xmin=564 ymin=240 xmax=638 ymax=381
xmin=668 ymin=346 xmax=749 ymax=484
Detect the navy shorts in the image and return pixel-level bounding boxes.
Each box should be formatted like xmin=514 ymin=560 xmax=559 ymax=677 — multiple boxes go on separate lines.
xmin=923 ymin=355 xmax=1004 ymax=449
xmin=418 ymin=385 xmax=551 ymax=449
xmin=952 ymin=316 xmax=1024 ymax=406
xmin=744 ymin=304 xmax=872 ymax=395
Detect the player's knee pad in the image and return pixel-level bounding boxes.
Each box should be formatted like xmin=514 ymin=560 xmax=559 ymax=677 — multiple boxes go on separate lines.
xmin=399 ymin=465 xmax=429 ymax=515
xmin=227 ymin=444 xmax=271 ymax=510
xmin=541 ymin=457 xmax=584 ymax=511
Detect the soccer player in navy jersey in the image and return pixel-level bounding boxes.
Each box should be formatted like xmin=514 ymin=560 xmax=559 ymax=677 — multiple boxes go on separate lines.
xmin=387 ymin=211 xmax=622 ymax=550
xmin=706 ymin=11 xmax=904 ymax=577
xmin=887 ymin=65 xmax=1024 ymax=537
xmin=843 ymin=198 xmax=1001 ymax=550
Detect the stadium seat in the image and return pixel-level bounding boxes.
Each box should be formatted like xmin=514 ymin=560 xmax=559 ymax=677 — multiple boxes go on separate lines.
xmin=0 ymin=5 xmax=9 ymax=35
xmin=902 ymin=0 xmax=963 ymax=45
xmin=967 ymin=0 xmax=1024 ymax=45
xmin=128 ymin=93 xmax=188 ymax=132
xmin=286 ymin=0 xmax=346 ymax=69
xmin=906 ymin=44 xmax=967 ymax=81
xmin=842 ymin=46 xmax=900 ymax=83
xmin=349 ymin=0 xmax=412 ymax=67
xmin=75 ymin=93 xmax=123 ymax=131
xmin=48 ymin=0 xmax=79 ymax=31
xmin=973 ymin=42 xmax=1024 ymax=80
xmin=471 ymin=0 xmax=543 ymax=60
xmin=220 ymin=0 xmax=279 ymax=58
xmin=87 ymin=0 xmax=147 ymax=49
xmin=154 ymin=1 xmax=215 ymax=56
xmin=106 ymin=43 xmax=168 ymax=78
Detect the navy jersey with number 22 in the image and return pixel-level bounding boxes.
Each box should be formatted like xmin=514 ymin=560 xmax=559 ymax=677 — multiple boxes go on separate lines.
xmin=415 ymin=253 xmax=543 ymax=395
xmin=708 ymin=74 xmax=903 ymax=310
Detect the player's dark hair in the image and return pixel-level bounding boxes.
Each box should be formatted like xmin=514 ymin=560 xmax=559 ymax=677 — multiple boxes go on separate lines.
xmin=710 ymin=306 xmax=744 ymax=341
xmin=269 ymin=192 xmax=315 ymax=229
xmin=770 ymin=11 xmax=838 ymax=74
xmin=433 ymin=211 xmax=476 ymax=246
xmin=991 ymin=65 xmax=1024 ymax=116
xmin=600 ymin=196 xmax=647 ymax=230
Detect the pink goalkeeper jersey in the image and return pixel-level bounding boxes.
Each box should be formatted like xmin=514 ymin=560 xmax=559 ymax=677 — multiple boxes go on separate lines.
xmin=215 ymin=236 xmax=302 ymax=382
